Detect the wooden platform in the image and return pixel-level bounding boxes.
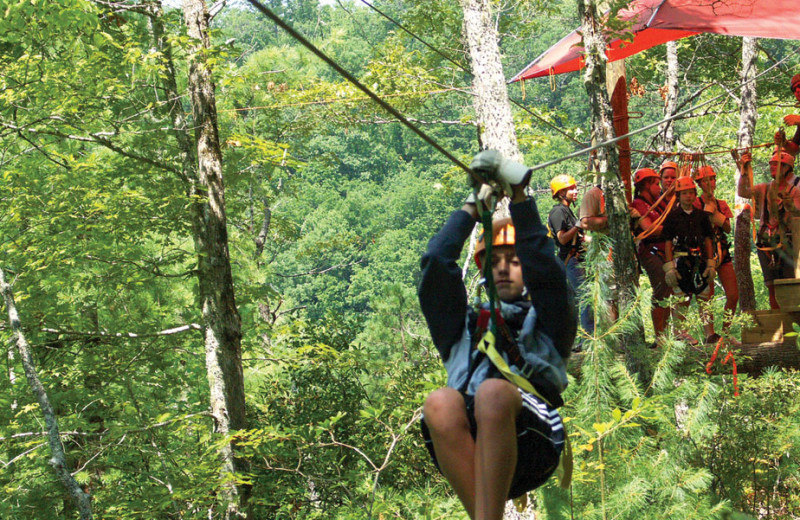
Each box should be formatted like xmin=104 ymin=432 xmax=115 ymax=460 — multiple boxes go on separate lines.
xmin=568 ymin=339 xmax=800 ymax=377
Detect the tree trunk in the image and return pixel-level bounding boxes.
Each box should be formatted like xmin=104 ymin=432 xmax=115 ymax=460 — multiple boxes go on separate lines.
xmin=460 ymin=0 xmax=521 ymax=163
xmin=659 ymin=41 xmax=679 ymax=152
xmin=182 ymin=1 xmax=249 ymax=517
xmin=578 ymin=0 xmax=645 ymax=354
xmin=735 ymin=37 xmax=758 ymax=312
xmin=0 ymin=269 xmax=93 ymax=520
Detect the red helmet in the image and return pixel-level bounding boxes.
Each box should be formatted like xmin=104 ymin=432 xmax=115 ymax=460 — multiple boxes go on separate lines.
xmin=791 ymin=73 xmax=800 ymax=91
xmin=633 ymin=168 xmax=659 ymax=185
xmin=771 ymin=151 xmax=795 ymax=167
xmin=659 ymin=161 xmax=678 ymax=175
xmin=674 ymin=176 xmax=697 ymax=192
xmin=474 ymin=218 xmax=515 ymax=269
xmin=694 ymin=165 xmax=716 ymax=181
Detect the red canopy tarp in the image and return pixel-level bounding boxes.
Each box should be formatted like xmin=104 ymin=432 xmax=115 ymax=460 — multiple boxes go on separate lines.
xmin=511 ymin=0 xmax=800 ymax=82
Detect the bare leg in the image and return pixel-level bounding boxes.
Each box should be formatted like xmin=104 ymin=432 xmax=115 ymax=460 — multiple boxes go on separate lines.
xmin=767 ymin=283 xmax=779 ymax=310
xmin=423 ymin=388 xmax=477 ymax=519
xmin=652 ymin=304 xmax=669 ymax=337
xmin=473 ymin=379 xmax=522 ymax=520
xmin=717 ymin=262 xmax=739 ymax=329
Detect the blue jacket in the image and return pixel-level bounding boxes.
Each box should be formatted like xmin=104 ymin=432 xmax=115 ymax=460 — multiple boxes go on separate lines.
xmin=418 ymin=199 xmax=576 ymax=407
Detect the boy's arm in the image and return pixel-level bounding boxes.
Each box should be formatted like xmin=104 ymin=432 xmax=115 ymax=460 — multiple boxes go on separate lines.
xmin=509 ymin=188 xmax=576 ymax=357
xmin=418 ymin=206 xmax=477 ymax=361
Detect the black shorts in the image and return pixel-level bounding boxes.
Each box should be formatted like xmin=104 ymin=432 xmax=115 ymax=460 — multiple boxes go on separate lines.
xmin=420 ymin=387 xmax=565 ymax=499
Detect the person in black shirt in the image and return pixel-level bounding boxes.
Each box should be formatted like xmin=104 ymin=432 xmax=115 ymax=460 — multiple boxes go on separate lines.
xmin=548 ymin=174 xmax=592 ymax=343
xmin=662 ymin=176 xmax=717 ymax=344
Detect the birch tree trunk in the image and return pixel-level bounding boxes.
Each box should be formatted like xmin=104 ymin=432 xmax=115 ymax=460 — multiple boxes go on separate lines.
xmin=460 ymin=0 xmax=521 ymax=162
xmin=0 ymin=269 xmax=93 ymax=520
xmin=734 ymin=37 xmax=758 ymax=312
xmin=182 ymin=1 xmax=249 ymax=517
xmin=659 ymin=40 xmax=679 ymax=152
xmin=578 ymin=0 xmax=644 ymax=350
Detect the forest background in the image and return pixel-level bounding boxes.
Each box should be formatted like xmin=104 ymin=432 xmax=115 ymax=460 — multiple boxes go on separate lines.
xmin=1 ymin=0 xmax=800 ymax=518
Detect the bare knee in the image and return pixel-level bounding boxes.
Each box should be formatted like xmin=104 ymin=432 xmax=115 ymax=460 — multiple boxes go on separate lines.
xmin=474 ymin=379 xmax=521 ymax=426
xmin=423 ymin=388 xmax=468 ymax=437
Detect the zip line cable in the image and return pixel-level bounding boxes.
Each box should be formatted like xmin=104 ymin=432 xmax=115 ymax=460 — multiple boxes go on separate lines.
xmin=244 ymin=0 xmax=799 ymax=180
xmin=356 ymin=0 xmax=585 ymax=146
xmin=243 ymin=0 xmax=479 ymax=182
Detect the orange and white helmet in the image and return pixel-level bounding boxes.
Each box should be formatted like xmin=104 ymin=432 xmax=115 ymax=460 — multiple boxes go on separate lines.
xmin=674 ymin=176 xmax=697 ymax=192
xmin=659 ymin=161 xmax=678 ymax=175
xmin=694 ymin=165 xmax=716 ymax=181
xmin=474 ymin=218 xmax=515 ymax=269
xmin=633 ymin=168 xmax=659 ymax=185
xmin=771 ymin=151 xmax=795 ymax=167
xmin=549 ymin=174 xmax=577 ymax=199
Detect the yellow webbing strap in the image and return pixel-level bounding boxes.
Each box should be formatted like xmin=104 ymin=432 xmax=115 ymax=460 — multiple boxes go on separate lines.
xmin=475 ymin=330 xmax=573 ymax=489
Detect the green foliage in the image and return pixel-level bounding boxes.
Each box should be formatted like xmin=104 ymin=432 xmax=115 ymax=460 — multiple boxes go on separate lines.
xmin=2 ymin=0 xmax=800 ymax=518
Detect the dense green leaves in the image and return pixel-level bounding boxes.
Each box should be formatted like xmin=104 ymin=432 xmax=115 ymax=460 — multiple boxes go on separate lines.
xmin=1 ymin=0 xmax=800 ymax=518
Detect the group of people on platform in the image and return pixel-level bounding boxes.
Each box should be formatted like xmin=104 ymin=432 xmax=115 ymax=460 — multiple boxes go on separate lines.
xmin=548 ymin=73 xmax=800 ymax=347
xmin=414 ymin=74 xmax=800 ymax=520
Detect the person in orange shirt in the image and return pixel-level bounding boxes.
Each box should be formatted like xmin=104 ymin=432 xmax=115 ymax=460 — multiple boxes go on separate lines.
xmin=737 ymin=151 xmax=800 ymax=308
xmin=781 ymin=74 xmax=800 ymax=156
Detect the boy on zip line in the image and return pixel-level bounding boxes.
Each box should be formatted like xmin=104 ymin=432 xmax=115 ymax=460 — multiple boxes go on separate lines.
xmin=418 ymin=151 xmax=576 ymax=520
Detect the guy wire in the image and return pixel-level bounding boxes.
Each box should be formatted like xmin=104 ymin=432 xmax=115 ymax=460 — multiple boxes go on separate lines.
xmin=244 ymin=0 xmax=799 ymax=178
xmin=243 ymin=0 xmax=479 ymax=183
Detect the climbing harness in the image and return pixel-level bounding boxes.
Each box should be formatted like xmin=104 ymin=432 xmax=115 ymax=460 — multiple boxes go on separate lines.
xmin=470 ymin=187 xmax=573 ymax=489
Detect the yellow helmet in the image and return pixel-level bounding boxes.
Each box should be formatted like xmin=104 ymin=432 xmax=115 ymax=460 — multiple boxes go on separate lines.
xmin=474 ymin=218 xmax=515 ymax=269
xmin=550 ymin=174 xmax=577 ymax=199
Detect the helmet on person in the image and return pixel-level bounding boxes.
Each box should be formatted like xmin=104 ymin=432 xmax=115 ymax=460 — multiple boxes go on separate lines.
xmin=659 ymin=161 xmax=678 ymax=175
xmin=474 ymin=218 xmax=515 ymax=269
xmin=694 ymin=165 xmax=716 ymax=181
xmin=633 ymin=168 xmax=659 ymax=185
xmin=770 ymin=151 xmax=795 ymax=167
xmin=791 ymin=73 xmax=800 ymax=91
xmin=550 ymin=174 xmax=577 ymax=199
xmin=674 ymin=176 xmax=697 ymax=192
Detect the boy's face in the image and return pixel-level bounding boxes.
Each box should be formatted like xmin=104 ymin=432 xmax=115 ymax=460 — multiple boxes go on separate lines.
xmin=769 ymin=160 xmax=791 ymax=179
xmin=699 ymin=175 xmax=716 ymax=193
xmin=661 ymin=168 xmax=677 ymax=190
xmin=559 ymin=185 xmax=578 ymax=204
xmin=678 ymin=188 xmax=697 ymax=208
xmin=645 ymin=178 xmax=661 ymax=199
xmin=490 ymin=245 xmax=525 ymax=302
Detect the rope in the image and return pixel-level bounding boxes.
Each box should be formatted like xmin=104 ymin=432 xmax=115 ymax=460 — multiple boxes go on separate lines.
xmin=631 ymin=141 xmax=773 ymax=157
xmin=705 ymin=337 xmax=739 ymax=397
xmin=245 ymin=0 xmax=800 ymax=187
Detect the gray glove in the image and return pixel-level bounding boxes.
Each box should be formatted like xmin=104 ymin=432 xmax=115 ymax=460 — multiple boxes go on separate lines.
xmin=469 ymin=150 xmax=532 ymax=195
xmin=702 ymin=258 xmax=717 ymax=282
xmin=663 ymin=260 xmax=681 ymax=289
